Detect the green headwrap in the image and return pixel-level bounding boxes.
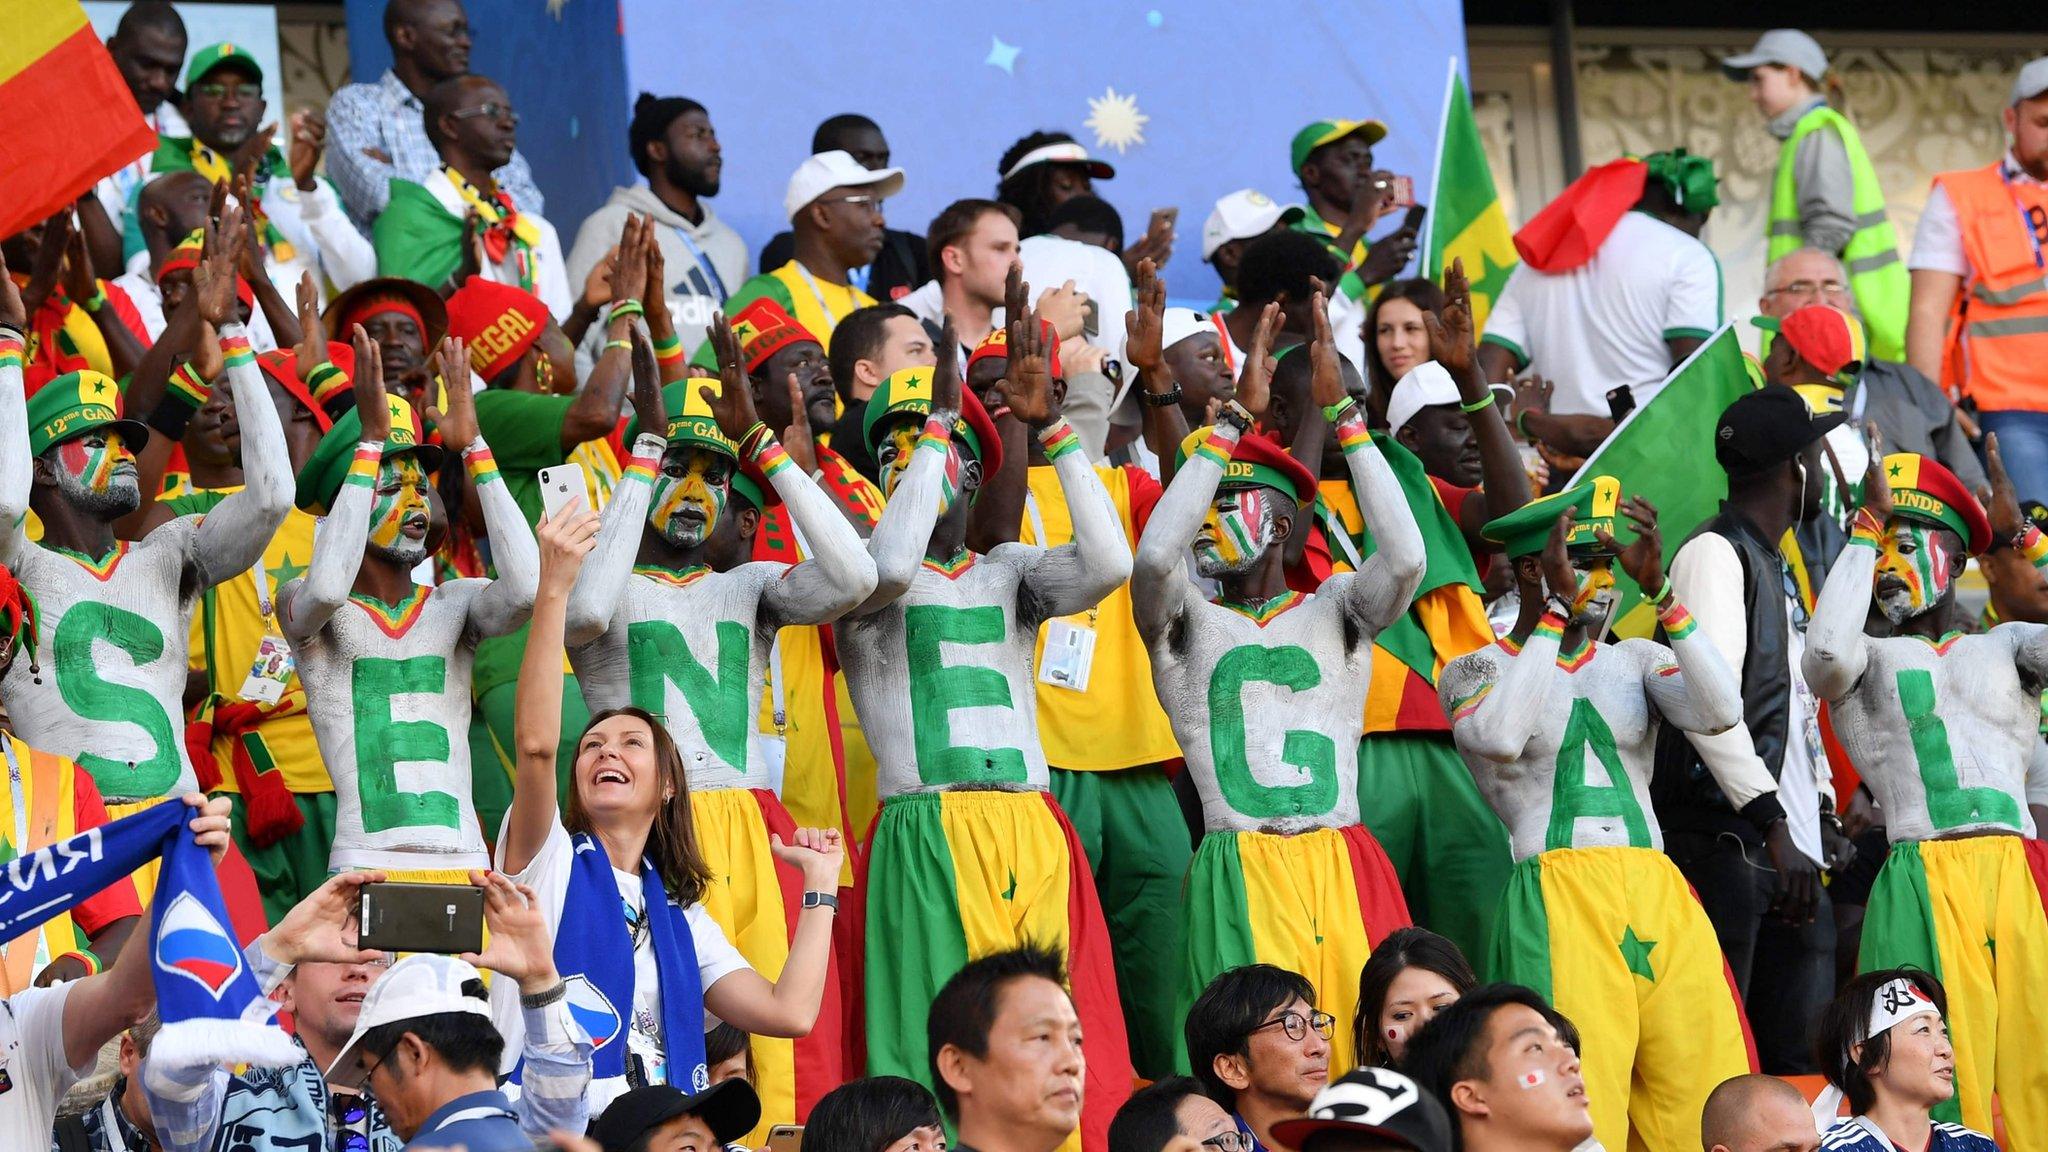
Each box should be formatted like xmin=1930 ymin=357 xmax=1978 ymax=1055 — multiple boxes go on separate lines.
xmin=1642 ymin=148 xmax=1719 ymax=212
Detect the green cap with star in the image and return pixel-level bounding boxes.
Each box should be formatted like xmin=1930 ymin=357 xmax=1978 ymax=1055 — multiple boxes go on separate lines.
xmin=1481 ymin=475 xmax=1622 ymax=559
xmin=1290 ymin=118 xmax=1388 ymax=173
xmin=25 ymin=371 xmax=149 ymax=458
xmin=294 ymin=393 xmax=445 ymax=515
xmin=185 ymin=41 xmax=263 ymax=88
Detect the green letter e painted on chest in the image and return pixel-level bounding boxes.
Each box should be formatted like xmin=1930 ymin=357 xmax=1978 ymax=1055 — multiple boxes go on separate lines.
xmin=904 ymin=604 xmax=1027 ymax=785
xmin=352 ymin=656 xmax=457 ymax=833
xmin=1545 ymin=698 xmax=1652 ymax=851
xmin=1206 ymin=644 xmax=1338 ymax=819
xmin=626 ymin=619 xmax=752 ymax=769
xmin=53 ymin=603 xmax=181 ymax=798
xmin=1897 ymin=668 xmax=2021 ymax=830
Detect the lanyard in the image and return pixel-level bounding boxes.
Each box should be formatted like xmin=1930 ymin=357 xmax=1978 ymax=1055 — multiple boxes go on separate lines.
xmin=669 ymin=225 xmax=728 ymax=300
xmin=768 ymin=516 xmax=814 ymax=735
xmin=793 ymin=262 xmax=847 ymax=330
xmin=1025 ymin=490 xmax=1046 ymax=546
xmin=252 ymin=553 xmax=275 ymax=622
xmin=2001 ymin=160 xmax=2048 ymax=272
xmin=1318 ymin=501 xmax=1365 ymax=570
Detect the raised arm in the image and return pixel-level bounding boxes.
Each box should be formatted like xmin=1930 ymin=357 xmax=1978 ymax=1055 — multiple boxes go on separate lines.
xmin=1600 ymin=497 xmax=1741 ymax=735
xmin=0 ymin=255 xmax=29 ymax=568
xmin=1444 ymin=520 xmax=1575 ymax=762
xmin=1434 ymin=259 xmax=1533 ymax=535
xmin=1123 ymin=257 xmax=1192 ymax=492
xmin=1803 ymin=437 xmax=1886 ymax=701
xmin=1317 ymin=300 xmax=1424 ymax=633
xmin=703 ymin=828 xmax=846 ymax=1037
xmin=565 ymin=332 xmax=665 ymax=647
xmin=276 ymin=326 xmax=386 ymax=641
xmin=427 ymin=337 xmax=538 ymax=637
xmin=854 ymin=320 xmax=961 ymax=616
xmin=503 ymin=505 xmax=600 ymax=875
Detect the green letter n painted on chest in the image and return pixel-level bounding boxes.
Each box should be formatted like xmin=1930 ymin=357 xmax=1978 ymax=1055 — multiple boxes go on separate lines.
xmin=353 ymin=656 xmax=457 ymax=832
xmin=1898 ymin=668 xmax=2021 ymax=830
xmin=904 ymin=604 xmax=1027 ymax=785
xmin=1545 ymin=698 xmax=1652 ymax=851
xmin=627 ymin=619 xmax=752 ymax=770
xmin=1207 ymin=644 xmax=1338 ymax=819
xmin=53 ymin=603 xmax=181 ymax=798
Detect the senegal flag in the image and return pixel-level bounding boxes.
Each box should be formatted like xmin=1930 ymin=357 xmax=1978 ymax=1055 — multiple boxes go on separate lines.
xmin=0 ymin=2 xmax=156 ymax=239
xmin=1568 ymin=325 xmax=1755 ymax=639
xmin=1420 ymin=61 xmax=1518 ymax=331
xmin=374 ymin=178 xmax=468 ymax=290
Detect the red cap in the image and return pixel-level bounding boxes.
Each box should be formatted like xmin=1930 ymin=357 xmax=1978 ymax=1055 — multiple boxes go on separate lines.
xmin=257 ymin=345 xmax=351 ymax=432
xmin=729 ymin=297 xmax=817 ymax=373
xmin=962 ymin=322 xmax=1064 ymax=380
xmin=1757 ymin=303 xmax=1866 ymax=380
xmin=958 ymin=386 xmax=1005 ymax=480
xmin=446 ymin=279 xmax=550 ymax=381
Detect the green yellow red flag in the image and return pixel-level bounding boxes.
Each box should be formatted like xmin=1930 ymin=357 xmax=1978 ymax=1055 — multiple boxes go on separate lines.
xmin=1419 ymin=60 xmax=1519 ymax=332
xmin=0 ymin=2 xmax=156 ymax=239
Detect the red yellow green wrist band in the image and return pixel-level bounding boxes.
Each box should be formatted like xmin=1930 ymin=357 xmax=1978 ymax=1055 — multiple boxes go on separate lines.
xmin=1037 ymin=416 xmax=1082 ymax=462
xmin=464 ymin=442 xmax=501 ymax=485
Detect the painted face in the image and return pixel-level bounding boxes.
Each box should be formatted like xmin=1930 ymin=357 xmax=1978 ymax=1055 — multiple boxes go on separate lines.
xmin=1194 ymin=487 xmax=1275 ymax=578
xmin=50 ymin=430 xmax=141 ymax=517
xmin=1568 ymin=554 xmax=1617 ymax=631
xmin=367 ymin=454 xmax=431 ymax=566
xmin=1875 ymin=521 xmax=1957 ymax=624
xmin=650 ymin=445 xmax=731 ymax=549
xmin=1377 ymin=966 xmax=1462 ymax=1066
xmin=876 ymin=417 xmax=963 ymax=518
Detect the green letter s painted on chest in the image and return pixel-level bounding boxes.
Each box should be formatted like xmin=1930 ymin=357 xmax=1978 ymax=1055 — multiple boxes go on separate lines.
xmin=353 ymin=656 xmax=457 ymax=832
xmin=1897 ymin=668 xmax=2021 ymax=830
xmin=1206 ymin=644 xmax=1337 ymax=819
xmin=904 ymin=604 xmax=1027 ymax=785
xmin=1545 ymin=698 xmax=1652 ymax=851
xmin=53 ymin=602 xmax=181 ymax=798
xmin=627 ymin=619 xmax=752 ymax=770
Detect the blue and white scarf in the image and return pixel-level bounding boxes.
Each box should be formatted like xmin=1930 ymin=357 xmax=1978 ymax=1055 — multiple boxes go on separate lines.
xmin=0 ymin=799 xmax=298 ymax=1070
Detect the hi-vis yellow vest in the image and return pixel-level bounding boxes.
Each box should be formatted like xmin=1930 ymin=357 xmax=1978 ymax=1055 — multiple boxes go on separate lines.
xmin=1020 ymin=464 xmax=1180 ymax=770
xmin=1769 ymin=105 xmax=1908 ymax=360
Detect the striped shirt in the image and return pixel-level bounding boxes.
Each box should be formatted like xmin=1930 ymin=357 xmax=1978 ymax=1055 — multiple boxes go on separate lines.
xmin=325 ymin=69 xmax=545 ymax=229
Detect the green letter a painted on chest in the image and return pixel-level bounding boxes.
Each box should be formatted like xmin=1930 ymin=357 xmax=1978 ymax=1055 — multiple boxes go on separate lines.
xmin=53 ymin=602 xmax=181 ymax=798
xmin=353 ymin=655 xmax=457 ymax=832
xmin=1207 ymin=643 xmax=1338 ymax=819
xmin=1545 ymin=697 xmax=1652 ymax=851
xmin=627 ymin=619 xmax=752 ymax=770
xmin=1898 ymin=668 xmax=2021 ymax=830
xmin=904 ymin=604 xmax=1027 ymax=785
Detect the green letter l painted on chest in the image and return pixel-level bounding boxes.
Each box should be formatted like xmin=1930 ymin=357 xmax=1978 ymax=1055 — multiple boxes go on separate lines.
xmin=627 ymin=619 xmax=752 ymax=770
xmin=904 ymin=604 xmax=1027 ymax=785
xmin=1207 ymin=644 xmax=1338 ymax=819
xmin=53 ymin=602 xmax=181 ymax=798
xmin=352 ymin=655 xmax=457 ymax=832
xmin=1545 ymin=697 xmax=1653 ymax=851
xmin=1897 ymin=668 xmax=2021 ymax=830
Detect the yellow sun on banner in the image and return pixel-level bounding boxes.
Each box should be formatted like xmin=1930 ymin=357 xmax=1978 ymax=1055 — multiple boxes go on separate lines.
xmin=1085 ymin=87 xmax=1148 ymax=154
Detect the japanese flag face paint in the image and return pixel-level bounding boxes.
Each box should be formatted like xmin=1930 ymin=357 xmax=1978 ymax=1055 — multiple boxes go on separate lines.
xmin=1194 ymin=487 xmax=1275 ymax=578
xmin=1568 ymin=555 xmax=1616 ymax=630
xmin=50 ymin=430 xmax=141 ymax=517
xmin=1875 ymin=521 xmax=1955 ymax=624
xmin=650 ymin=445 xmax=732 ymax=549
xmin=367 ymin=454 xmax=431 ymax=566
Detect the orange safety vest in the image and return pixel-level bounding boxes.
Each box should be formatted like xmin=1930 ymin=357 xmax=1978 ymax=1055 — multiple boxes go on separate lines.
xmin=1936 ymin=163 xmax=2048 ymax=411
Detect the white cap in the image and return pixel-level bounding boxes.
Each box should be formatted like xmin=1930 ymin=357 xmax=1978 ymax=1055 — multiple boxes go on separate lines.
xmin=1202 ymin=189 xmax=1306 ymax=261
xmin=1000 ymin=140 xmax=1116 ymax=183
xmin=2014 ymin=57 xmax=2048 ymax=106
xmin=324 ymin=954 xmax=491 ymax=1088
xmin=1160 ymin=308 xmax=1214 ymax=352
xmin=783 ymin=150 xmax=906 ymax=223
xmin=1720 ymin=29 xmax=1828 ymax=84
xmin=1385 ymin=361 xmax=1461 ymax=434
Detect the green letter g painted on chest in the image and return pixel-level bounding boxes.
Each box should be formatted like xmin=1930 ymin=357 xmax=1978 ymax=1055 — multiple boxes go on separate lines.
xmin=626 ymin=619 xmax=752 ymax=770
xmin=353 ymin=655 xmax=457 ymax=832
xmin=53 ymin=602 xmax=181 ymax=798
xmin=904 ymin=604 xmax=1027 ymax=785
xmin=1207 ymin=644 xmax=1338 ymax=819
xmin=1898 ymin=668 xmax=2022 ymax=830
xmin=1545 ymin=698 xmax=1653 ymax=851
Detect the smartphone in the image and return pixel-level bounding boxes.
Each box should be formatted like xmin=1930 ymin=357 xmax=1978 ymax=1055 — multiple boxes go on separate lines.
xmin=1146 ymin=207 xmax=1179 ymax=237
xmin=1400 ymin=204 xmax=1428 ymax=234
xmin=538 ymin=463 xmax=589 ymax=522
xmin=1387 ymin=175 xmax=1416 ymax=209
xmin=358 ymin=882 xmax=485 ymax=955
xmin=1606 ymin=384 xmax=1637 ymax=423
xmin=766 ymin=1126 xmax=803 ymax=1152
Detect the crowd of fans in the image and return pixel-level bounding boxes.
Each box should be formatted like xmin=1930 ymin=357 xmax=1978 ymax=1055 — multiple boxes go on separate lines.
xmin=6 ymin=2 xmax=2048 ymax=1151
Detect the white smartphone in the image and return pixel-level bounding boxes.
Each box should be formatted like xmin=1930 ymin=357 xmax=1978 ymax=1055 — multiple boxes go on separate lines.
xmin=538 ymin=463 xmax=589 ymax=521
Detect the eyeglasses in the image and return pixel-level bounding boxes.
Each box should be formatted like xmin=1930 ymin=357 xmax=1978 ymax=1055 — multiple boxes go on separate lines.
xmin=1249 ymin=1009 xmax=1336 ymax=1043
xmin=329 ymin=1090 xmax=372 ymax=1152
xmin=818 ymin=194 xmax=883 ymax=212
xmin=1766 ymin=279 xmax=1848 ymax=299
xmin=191 ymin=82 xmax=260 ymax=102
xmin=451 ymin=102 xmax=520 ymax=126
xmin=1203 ymin=1132 xmax=1253 ymax=1152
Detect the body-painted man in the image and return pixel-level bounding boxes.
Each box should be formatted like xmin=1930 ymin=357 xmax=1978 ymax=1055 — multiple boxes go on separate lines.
xmin=1803 ymin=436 xmax=2048 ymax=1146
xmin=1439 ymin=481 xmax=1760 ymax=1152
xmin=1132 ymin=301 xmax=1422 ymax=1076
xmin=564 ymin=318 xmax=876 ymax=1132
xmin=838 ymin=316 xmax=1135 ymax=1152
xmin=0 ymin=218 xmax=292 ymax=825
xmin=279 ymin=329 xmax=536 ymax=876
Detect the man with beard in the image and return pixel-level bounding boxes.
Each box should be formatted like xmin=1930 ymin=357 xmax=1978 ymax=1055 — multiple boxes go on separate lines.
xmin=0 ymin=220 xmax=292 ymax=821
xmin=1438 ymin=481 xmax=1759 ymax=1152
xmin=375 ymin=75 xmax=571 ymax=319
xmin=322 ymin=276 xmax=448 ymax=407
xmin=326 ymin=0 xmax=545 ymax=228
xmin=760 ymin=115 xmax=932 ymax=304
xmin=279 ymin=328 xmax=536 ymax=877
xmin=1802 ymin=434 xmax=2048 ymax=1142
xmin=569 ymin=94 xmax=746 ymax=360
xmin=1133 ymin=300 xmax=1421 ymax=1074
xmin=695 ymin=151 xmax=905 ymax=368
xmin=563 ymin=317 xmax=874 ymax=1130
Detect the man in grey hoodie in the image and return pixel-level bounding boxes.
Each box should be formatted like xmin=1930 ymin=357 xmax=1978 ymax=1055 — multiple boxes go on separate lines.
xmin=567 ymin=93 xmax=748 ymax=359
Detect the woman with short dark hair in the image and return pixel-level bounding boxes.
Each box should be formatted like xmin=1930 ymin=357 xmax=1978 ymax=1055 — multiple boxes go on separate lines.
xmin=805 ymin=1076 xmax=947 ymax=1152
xmin=1812 ymin=969 xmax=1993 ymax=1152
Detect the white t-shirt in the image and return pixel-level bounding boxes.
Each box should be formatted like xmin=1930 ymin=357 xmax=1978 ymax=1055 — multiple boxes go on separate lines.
xmin=490 ymin=816 xmax=750 ymax=1110
xmin=1482 ymin=211 xmax=1723 ymax=416
xmin=0 ymin=984 xmax=90 ymax=1149
xmin=1016 ymin=234 xmax=1132 ymax=364
xmin=1908 ymin=154 xmax=2046 ymax=278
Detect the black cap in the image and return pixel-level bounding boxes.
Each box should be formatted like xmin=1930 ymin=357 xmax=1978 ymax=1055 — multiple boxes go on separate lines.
xmin=593 ymin=1079 xmax=762 ymax=1152
xmin=1714 ymin=385 xmax=1845 ymax=479
xmin=1270 ymin=1068 xmax=1454 ymax=1152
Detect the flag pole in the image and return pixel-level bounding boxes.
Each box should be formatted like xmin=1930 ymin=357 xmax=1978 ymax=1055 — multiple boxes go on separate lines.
xmin=1419 ymin=55 xmax=1460 ymax=277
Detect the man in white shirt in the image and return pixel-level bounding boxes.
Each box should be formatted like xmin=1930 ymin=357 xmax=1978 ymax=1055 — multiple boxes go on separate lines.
xmin=1479 ymin=150 xmax=1724 ymax=419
